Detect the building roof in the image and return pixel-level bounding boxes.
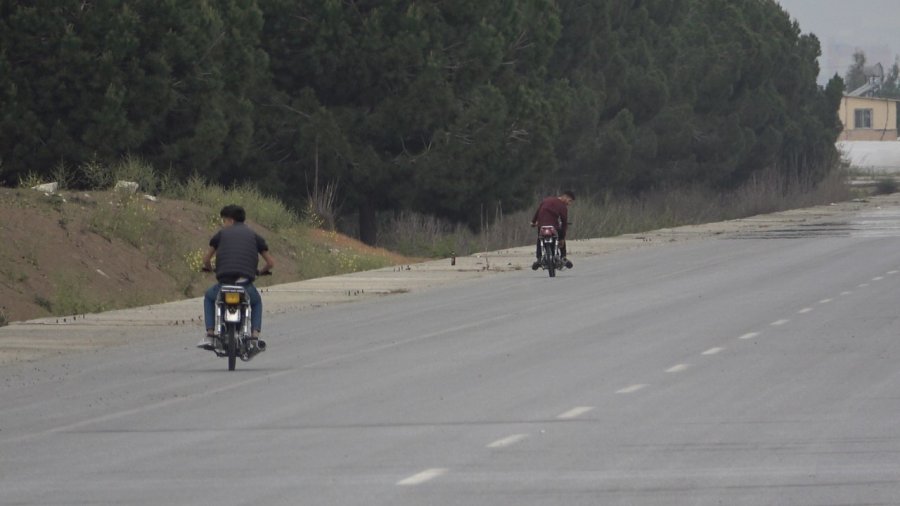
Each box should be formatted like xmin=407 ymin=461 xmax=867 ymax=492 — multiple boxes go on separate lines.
xmin=849 ymin=63 xmax=887 ymax=97
xmin=848 ymin=82 xmax=879 ymax=96
xmin=842 ymin=93 xmax=900 ymax=102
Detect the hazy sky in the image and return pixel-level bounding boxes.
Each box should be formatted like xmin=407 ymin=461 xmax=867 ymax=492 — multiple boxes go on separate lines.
xmin=775 ymin=0 xmax=899 ymax=81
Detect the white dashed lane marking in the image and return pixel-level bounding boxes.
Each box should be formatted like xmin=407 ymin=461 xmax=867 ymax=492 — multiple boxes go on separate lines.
xmin=557 ymin=406 xmax=594 ymax=419
xmin=389 ymin=269 xmax=900 ymax=488
xmin=616 ymin=384 xmax=648 ymax=394
xmin=397 ymin=468 xmax=447 ymax=486
xmin=487 ymin=434 xmax=528 ymax=449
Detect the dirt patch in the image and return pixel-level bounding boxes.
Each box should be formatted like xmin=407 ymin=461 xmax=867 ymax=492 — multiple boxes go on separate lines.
xmin=0 ymin=189 xmax=234 ymax=321
xmin=0 ymin=188 xmax=414 ymax=323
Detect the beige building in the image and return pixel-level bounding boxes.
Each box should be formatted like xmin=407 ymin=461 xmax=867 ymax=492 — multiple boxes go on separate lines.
xmin=839 ymin=95 xmax=899 ymax=141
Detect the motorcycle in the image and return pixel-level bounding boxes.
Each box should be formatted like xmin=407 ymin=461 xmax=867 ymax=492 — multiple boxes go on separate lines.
xmin=538 ymin=225 xmax=565 ymax=278
xmin=205 ymin=271 xmax=270 ymax=371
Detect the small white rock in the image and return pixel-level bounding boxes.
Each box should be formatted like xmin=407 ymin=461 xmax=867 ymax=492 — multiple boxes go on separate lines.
xmin=114 ymin=181 xmax=139 ymax=193
xmin=32 ymin=182 xmax=58 ymax=193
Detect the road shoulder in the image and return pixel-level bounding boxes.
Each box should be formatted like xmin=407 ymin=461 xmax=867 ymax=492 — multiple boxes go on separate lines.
xmin=1 ymin=195 xmax=894 ymax=365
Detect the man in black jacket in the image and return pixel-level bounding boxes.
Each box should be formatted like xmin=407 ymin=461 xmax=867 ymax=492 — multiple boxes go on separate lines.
xmin=198 ymin=204 xmax=275 ymax=350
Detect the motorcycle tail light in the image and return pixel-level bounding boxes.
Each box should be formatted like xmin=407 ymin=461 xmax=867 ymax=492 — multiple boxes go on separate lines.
xmin=224 ymin=292 xmax=241 ymax=304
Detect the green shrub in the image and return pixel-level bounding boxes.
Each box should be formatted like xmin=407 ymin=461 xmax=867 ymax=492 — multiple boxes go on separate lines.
xmin=50 ymin=160 xmax=77 ymax=190
xmin=88 ymin=193 xmax=156 ymax=247
xmin=33 ymin=295 xmax=52 ymax=312
xmin=17 ymin=171 xmax=44 ymax=188
xmin=112 ymin=155 xmax=160 ymax=195
xmin=52 ymin=275 xmax=104 ymax=316
xmin=874 ymin=178 xmax=898 ymax=195
xmin=79 ymin=159 xmax=113 ymax=190
xmin=166 ymin=176 xmax=298 ymax=231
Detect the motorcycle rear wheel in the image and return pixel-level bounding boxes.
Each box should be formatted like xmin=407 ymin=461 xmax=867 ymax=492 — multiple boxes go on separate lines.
xmin=543 ymin=248 xmax=555 ymax=278
xmin=225 ymin=325 xmax=237 ymax=371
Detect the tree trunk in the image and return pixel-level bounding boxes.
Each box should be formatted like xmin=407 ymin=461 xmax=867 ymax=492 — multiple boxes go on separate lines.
xmin=358 ymin=197 xmax=377 ymax=246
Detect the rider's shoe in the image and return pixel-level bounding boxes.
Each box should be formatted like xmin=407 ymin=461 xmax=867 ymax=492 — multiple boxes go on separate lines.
xmin=563 ymin=258 xmax=573 ymax=269
xmin=249 ymin=330 xmax=266 ymax=350
xmin=196 ymin=335 xmax=216 ymax=350
xmin=531 ymin=261 xmax=540 ymax=270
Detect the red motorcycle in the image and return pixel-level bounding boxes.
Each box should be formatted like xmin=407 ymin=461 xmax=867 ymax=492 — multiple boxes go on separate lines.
xmin=537 ymin=226 xmax=564 ymax=278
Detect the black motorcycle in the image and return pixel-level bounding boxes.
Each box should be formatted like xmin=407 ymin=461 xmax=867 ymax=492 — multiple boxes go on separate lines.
xmin=205 ymin=271 xmax=270 ymax=370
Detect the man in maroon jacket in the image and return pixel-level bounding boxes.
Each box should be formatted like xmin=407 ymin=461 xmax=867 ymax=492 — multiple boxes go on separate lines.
xmin=530 ymin=190 xmax=575 ymax=270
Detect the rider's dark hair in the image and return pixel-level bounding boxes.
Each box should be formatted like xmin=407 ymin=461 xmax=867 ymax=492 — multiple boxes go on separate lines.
xmin=562 ymin=190 xmax=576 ymax=200
xmin=220 ymin=204 xmax=246 ymax=222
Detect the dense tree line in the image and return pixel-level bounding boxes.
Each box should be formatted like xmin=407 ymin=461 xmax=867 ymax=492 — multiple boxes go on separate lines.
xmin=0 ymin=0 xmax=843 ymax=243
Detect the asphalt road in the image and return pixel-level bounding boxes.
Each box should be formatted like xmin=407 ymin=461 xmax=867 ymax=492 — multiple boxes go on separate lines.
xmin=3 ymin=221 xmax=900 ymax=505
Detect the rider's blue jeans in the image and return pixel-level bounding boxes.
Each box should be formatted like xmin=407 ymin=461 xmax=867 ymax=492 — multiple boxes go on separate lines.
xmin=204 ymin=283 xmax=262 ymax=333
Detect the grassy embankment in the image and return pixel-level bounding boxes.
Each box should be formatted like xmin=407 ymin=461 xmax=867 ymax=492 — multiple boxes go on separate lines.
xmin=2 ymin=159 xmax=408 ymax=323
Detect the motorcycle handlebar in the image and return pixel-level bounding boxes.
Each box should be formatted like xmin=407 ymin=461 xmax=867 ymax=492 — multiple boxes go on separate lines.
xmin=200 ymin=267 xmax=273 ymax=276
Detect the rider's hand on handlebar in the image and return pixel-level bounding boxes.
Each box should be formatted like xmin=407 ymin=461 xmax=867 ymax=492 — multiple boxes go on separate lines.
xmin=201 ymin=266 xmax=213 ymax=273
xmin=257 ymin=269 xmax=273 ymax=276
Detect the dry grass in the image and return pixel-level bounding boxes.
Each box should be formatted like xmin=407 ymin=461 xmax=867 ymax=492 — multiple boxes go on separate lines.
xmin=378 ymin=170 xmax=852 ymax=257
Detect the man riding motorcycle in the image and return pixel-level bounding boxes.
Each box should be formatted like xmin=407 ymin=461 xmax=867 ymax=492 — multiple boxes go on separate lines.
xmin=531 ymin=190 xmax=575 ymax=271
xmin=197 ymin=204 xmax=275 ymax=350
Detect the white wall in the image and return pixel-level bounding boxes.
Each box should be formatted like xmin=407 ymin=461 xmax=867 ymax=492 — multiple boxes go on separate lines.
xmin=838 ymin=141 xmax=900 ymax=172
